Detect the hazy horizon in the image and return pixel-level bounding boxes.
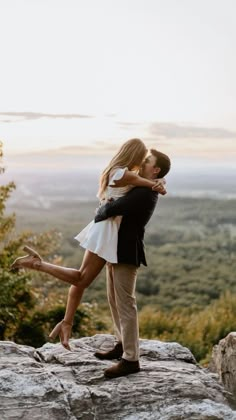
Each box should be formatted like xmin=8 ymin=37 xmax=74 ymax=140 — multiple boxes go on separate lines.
xmin=2 ymin=146 xmax=236 ymax=203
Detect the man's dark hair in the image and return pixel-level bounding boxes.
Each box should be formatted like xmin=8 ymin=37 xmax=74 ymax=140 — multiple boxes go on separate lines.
xmin=150 ymin=149 xmax=171 ymax=178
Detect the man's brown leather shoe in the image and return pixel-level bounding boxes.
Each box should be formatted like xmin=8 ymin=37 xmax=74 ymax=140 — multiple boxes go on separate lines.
xmin=104 ymin=358 xmax=140 ymax=378
xmin=94 ymin=342 xmax=123 ymax=360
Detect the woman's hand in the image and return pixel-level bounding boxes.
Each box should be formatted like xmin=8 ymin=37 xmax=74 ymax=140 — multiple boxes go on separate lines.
xmin=152 ymin=178 xmax=167 ymax=195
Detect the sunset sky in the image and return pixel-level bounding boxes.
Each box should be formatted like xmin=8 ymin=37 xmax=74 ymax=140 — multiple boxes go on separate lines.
xmin=1 ymin=0 xmax=236 ymax=160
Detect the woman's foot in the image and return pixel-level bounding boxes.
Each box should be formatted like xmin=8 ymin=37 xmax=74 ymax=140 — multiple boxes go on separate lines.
xmin=10 ymin=246 xmax=42 ymax=271
xmin=49 ymin=320 xmax=72 ymax=350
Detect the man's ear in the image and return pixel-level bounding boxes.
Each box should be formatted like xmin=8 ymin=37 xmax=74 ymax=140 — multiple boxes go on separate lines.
xmin=154 ymin=167 xmax=161 ymax=176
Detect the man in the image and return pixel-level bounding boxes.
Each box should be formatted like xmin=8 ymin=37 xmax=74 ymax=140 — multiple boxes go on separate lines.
xmin=93 ymin=149 xmax=171 ymax=378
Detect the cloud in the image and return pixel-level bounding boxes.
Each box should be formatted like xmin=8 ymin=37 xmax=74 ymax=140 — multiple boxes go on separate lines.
xmin=117 ymin=121 xmax=143 ymax=129
xmin=148 ymin=122 xmax=236 ymax=139
xmin=105 ymin=113 xmax=117 ymax=118
xmin=46 ymin=144 xmax=114 ymax=155
xmin=15 ymin=142 xmax=118 ymax=157
xmin=0 ymin=111 xmax=94 ymax=122
xmin=116 ymin=120 xmax=236 ymax=140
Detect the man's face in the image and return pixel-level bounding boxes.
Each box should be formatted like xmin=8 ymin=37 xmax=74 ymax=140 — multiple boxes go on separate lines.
xmin=140 ymin=154 xmax=160 ymax=179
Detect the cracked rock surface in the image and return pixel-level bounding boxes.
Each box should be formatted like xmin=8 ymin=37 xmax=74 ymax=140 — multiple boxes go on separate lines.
xmin=0 ymin=334 xmax=236 ymax=419
xmin=210 ymin=332 xmax=236 ymax=398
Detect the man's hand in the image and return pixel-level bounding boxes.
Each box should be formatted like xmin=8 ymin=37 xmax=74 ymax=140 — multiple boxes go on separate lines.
xmin=152 ymin=178 xmax=167 ymax=195
xmin=95 ymin=197 xmax=114 ymax=215
xmin=95 ymin=206 xmax=106 ymax=222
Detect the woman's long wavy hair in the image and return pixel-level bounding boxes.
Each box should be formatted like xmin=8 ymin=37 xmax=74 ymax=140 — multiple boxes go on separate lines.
xmin=98 ymin=138 xmax=147 ymax=199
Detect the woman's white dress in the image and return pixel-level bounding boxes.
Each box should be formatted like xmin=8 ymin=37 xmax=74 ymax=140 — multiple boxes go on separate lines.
xmin=74 ymin=167 xmax=133 ymax=263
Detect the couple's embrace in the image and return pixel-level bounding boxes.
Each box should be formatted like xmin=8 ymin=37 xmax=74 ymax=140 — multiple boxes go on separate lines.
xmin=11 ymin=138 xmax=171 ymax=379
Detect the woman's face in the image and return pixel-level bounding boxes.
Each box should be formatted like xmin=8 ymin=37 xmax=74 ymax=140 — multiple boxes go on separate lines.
xmin=136 ymin=148 xmax=148 ymax=168
xmin=131 ymin=150 xmax=148 ymax=171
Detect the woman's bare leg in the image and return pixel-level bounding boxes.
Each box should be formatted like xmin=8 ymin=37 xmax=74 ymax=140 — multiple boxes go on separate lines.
xmin=36 ymin=249 xmax=106 ymax=287
xmin=12 ymin=247 xmax=106 ymax=348
xmin=35 ymin=261 xmax=81 ymax=286
xmin=12 ymin=248 xmax=106 ymax=287
xmin=57 ymin=285 xmax=83 ymax=349
xmin=63 ymin=250 xmax=107 ymax=324
xmin=49 ymin=250 xmax=106 ymax=348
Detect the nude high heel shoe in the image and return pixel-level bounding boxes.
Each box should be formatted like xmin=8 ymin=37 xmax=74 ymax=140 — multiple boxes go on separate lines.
xmin=49 ymin=320 xmax=73 ymax=351
xmin=10 ymin=245 xmax=42 ymax=271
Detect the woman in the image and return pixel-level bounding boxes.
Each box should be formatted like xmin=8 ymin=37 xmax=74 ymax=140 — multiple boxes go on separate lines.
xmin=10 ymin=138 xmax=166 ymax=348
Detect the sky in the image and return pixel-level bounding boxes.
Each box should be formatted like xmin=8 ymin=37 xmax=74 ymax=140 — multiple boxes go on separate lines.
xmin=0 ymin=0 xmax=236 ymax=161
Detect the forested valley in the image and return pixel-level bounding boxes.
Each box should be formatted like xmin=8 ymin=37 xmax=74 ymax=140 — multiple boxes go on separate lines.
xmin=1 ymin=145 xmax=236 ymax=363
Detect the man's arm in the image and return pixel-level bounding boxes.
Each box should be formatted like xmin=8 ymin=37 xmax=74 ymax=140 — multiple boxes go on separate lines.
xmin=95 ymin=187 xmax=157 ymax=222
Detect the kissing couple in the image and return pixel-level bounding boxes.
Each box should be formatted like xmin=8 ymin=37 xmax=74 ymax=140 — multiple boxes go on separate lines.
xmin=11 ymin=138 xmax=171 ymax=379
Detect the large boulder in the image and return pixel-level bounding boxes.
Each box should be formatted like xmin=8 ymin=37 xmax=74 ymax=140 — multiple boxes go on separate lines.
xmin=0 ymin=334 xmax=235 ymax=419
xmin=210 ymin=332 xmax=236 ymax=398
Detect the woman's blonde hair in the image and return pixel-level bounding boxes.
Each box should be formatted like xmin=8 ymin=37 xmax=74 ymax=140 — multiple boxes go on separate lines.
xmin=98 ymin=138 xmax=147 ymax=199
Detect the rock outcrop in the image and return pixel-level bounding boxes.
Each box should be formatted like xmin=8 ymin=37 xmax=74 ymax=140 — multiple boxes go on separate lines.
xmin=0 ymin=334 xmax=235 ymax=419
xmin=210 ymin=332 xmax=236 ymax=398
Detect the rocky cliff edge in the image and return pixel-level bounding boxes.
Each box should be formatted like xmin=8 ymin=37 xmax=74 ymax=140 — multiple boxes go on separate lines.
xmin=0 ymin=334 xmax=235 ymax=420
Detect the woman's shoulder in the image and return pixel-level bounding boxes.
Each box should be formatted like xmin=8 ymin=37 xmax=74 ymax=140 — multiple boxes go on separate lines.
xmin=108 ymin=167 xmax=128 ymax=186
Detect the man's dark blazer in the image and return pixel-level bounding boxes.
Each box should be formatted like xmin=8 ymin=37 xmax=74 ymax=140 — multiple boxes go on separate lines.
xmin=95 ymin=187 xmax=158 ymax=267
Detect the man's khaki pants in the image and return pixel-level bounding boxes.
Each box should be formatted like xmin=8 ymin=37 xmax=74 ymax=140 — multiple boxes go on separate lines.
xmin=106 ymin=263 xmax=139 ymax=361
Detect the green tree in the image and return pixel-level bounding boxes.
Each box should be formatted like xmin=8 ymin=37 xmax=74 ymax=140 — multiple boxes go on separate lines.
xmin=0 ymin=141 xmax=35 ymax=339
xmin=0 ymin=142 xmax=61 ymax=341
xmin=0 ymin=142 xmax=105 ymax=346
